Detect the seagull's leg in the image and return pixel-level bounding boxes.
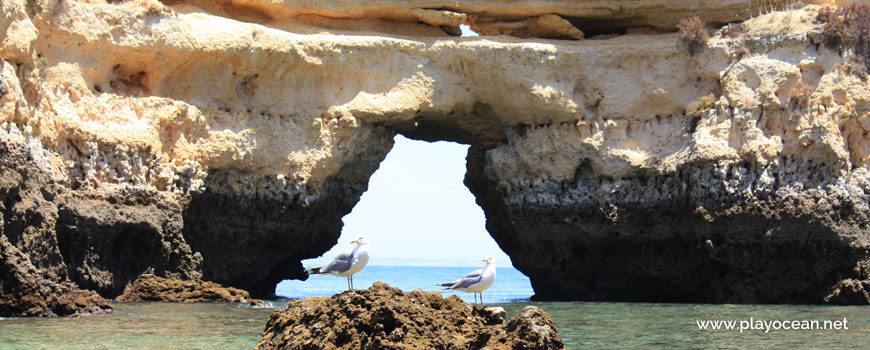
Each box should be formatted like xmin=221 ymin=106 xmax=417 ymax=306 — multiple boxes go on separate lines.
xmin=346 ymin=276 xmax=351 ymax=290
xmin=350 ymin=275 xmax=354 ymax=290
xmin=480 ymin=292 xmax=484 ymax=305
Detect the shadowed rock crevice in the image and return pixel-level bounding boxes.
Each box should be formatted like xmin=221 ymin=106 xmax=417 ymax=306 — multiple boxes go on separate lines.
xmin=55 ymin=193 xmax=202 ymax=298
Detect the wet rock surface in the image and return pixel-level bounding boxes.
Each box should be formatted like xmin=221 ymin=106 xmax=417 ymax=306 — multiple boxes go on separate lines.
xmin=116 ymin=274 xmax=251 ymax=302
xmin=256 ymin=282 xmax=563 ymax=350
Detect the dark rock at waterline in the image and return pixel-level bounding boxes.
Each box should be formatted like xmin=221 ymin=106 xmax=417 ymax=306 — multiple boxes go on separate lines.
xmin=0 ymin=279 xmax=113 ymax=317
xmin=465 ymin=142 xmax=870 ymax=304
xmin=0 ymin=136 xmax=113 ymax=317
xmin=0 ymin=120 xmax=389 ymax=317
xmin=181 ymin=168 xmax=373 ymax=298
xmin=116 ymin=274 xmax=251 ymax=302
xmin=55 ymin=190 xmax=203 ymax=298
xmin=256 ymin=282 xmax=564 ymax=350
xmin=824 ymin=279 xmax=870 ymax=305
xmin=0 ymin=132 xmax=200 ymax=316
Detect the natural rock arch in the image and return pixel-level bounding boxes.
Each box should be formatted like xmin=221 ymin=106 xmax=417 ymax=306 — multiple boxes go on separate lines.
xmin=2 ymin=0 xmax=870 ymax=317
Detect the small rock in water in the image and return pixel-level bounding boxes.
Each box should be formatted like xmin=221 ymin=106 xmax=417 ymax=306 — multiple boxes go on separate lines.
xmin=116 ymin=274 xmax=251 ymax=302
xmin=248 ymin=299 xmax=275 ymax=309
xmin=823 ymin=279 xmax=870 ymax=305
xmin=256 ymin=281 xmax=564 ymax=350
xmin=507 ymin=306 xmax=563 ymax=350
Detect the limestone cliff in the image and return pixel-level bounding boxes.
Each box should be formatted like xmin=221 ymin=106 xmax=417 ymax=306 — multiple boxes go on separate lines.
xmin=1 ymin=0 xmax=869 ymax=315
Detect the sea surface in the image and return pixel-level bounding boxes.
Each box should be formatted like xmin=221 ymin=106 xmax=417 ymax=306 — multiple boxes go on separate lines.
xmin=275 ymin=266 xmax=534 ymax=303
xmin=1 ymin=266 xmax=868 ymax=349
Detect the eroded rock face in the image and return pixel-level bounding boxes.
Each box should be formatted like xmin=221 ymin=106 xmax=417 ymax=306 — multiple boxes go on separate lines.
xmin=0 ymin=0 xmax=394 ymax=315
xmin=0 ymin=133 xmax=113 ymax=316
xmin=1 ymin=0 xmax=869 ymax=316
xmin=116 ymin=274 xmax=250 ymax=302
xmin=256 ymin=282 xmax=564 ymax=350
xmin=462 ymin=11 xmax=870 ymax=303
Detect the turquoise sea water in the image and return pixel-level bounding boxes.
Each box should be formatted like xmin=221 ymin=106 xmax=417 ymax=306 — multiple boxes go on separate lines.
xmin=1 ymin=266 xmax=869 ymax=349
xmin=276 ymin=265 xmax=533 ymax=303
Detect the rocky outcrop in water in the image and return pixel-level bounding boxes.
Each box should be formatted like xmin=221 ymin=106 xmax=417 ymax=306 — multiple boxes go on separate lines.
xmin=1 ymin=0 xmax=870 ymax=316
xmin=256 ymin=282 xmax=563 ymax=350
xmin=116 ymin=274 xmax=251 ymax=302
xmin=823 ymin=279 xmax=870 ymax=304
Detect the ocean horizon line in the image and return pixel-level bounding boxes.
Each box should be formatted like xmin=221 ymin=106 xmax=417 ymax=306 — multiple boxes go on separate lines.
xmin=302 ymin=256 xmax=516 ymax=269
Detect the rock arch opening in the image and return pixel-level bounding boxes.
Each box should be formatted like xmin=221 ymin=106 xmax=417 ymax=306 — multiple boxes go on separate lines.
xmin=275 ymin=134 xmax=528 ymax=299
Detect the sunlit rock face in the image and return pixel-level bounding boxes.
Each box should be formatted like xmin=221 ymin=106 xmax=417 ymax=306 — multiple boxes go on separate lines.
xmin=1 ymin=0 xmax=869 ymax=316
xmin=0 ymin=0 xmax=397 ymax=313
xmin=461 ymin=9 xmax=870 ymax=302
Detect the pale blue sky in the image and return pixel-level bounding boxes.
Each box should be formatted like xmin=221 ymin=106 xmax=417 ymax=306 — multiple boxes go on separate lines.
xmin=460 ymin=24 xmax=478 ymax=37
xmin=304 ymin=135 xmax=513 ymax=268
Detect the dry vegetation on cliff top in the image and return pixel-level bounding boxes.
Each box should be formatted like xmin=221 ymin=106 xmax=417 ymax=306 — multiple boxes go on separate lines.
xmin=678 ymin=16 xmax=709 ymax=56
xmin=818 ymin=4 xmax=870 ymax=71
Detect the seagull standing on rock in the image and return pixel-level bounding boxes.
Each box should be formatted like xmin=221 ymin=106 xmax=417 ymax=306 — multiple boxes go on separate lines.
xmin=306 ymin=235 xmax=370 ymax=290
xmin=438 ymin=256 xmax=496 ymax=305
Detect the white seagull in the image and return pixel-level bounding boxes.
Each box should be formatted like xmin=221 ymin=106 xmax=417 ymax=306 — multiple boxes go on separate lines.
xmin=437 ymin=256 xmax=496 ymax=305
xmin=306 ymin=234 xmax=370 ymax=290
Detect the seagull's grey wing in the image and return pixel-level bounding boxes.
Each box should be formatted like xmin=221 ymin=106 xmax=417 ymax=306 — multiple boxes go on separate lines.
xmin=447 ymin=268 xmax=483 ymax=289
xmin=313 ymin=249 xmax=354 ymax=274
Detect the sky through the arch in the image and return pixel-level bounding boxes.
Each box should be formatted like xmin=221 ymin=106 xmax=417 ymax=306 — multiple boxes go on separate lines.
xmin=303 ymin=135 xmax=514 ymax=268
xmin=303 ymin=23 xmax=509 ymax=268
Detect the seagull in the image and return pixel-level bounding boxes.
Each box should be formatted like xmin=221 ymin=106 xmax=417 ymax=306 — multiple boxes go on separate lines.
xmin=306 ymin=234 xmax=370 ymax=290
xmin=437 ymin=256 xmax=496 ymax=305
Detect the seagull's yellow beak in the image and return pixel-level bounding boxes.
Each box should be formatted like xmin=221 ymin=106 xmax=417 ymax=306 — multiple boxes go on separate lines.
xmin=351 ymin=240 xmax=358 ymax=243
xmin=482 ymin=258 xmax=487 ymax=261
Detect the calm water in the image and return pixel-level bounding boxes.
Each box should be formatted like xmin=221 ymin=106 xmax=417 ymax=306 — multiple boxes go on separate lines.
xmin=1 ymin=266 xmax=868 ymax=349
xmin=275 ymin=266 xmax=534 ymax=303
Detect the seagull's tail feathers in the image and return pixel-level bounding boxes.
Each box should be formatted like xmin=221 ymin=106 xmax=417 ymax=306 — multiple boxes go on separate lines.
xmin=436 ymin=282 xmax=455 ymax=289
xmin=306 ymin=266 xmax=325 ymax=275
